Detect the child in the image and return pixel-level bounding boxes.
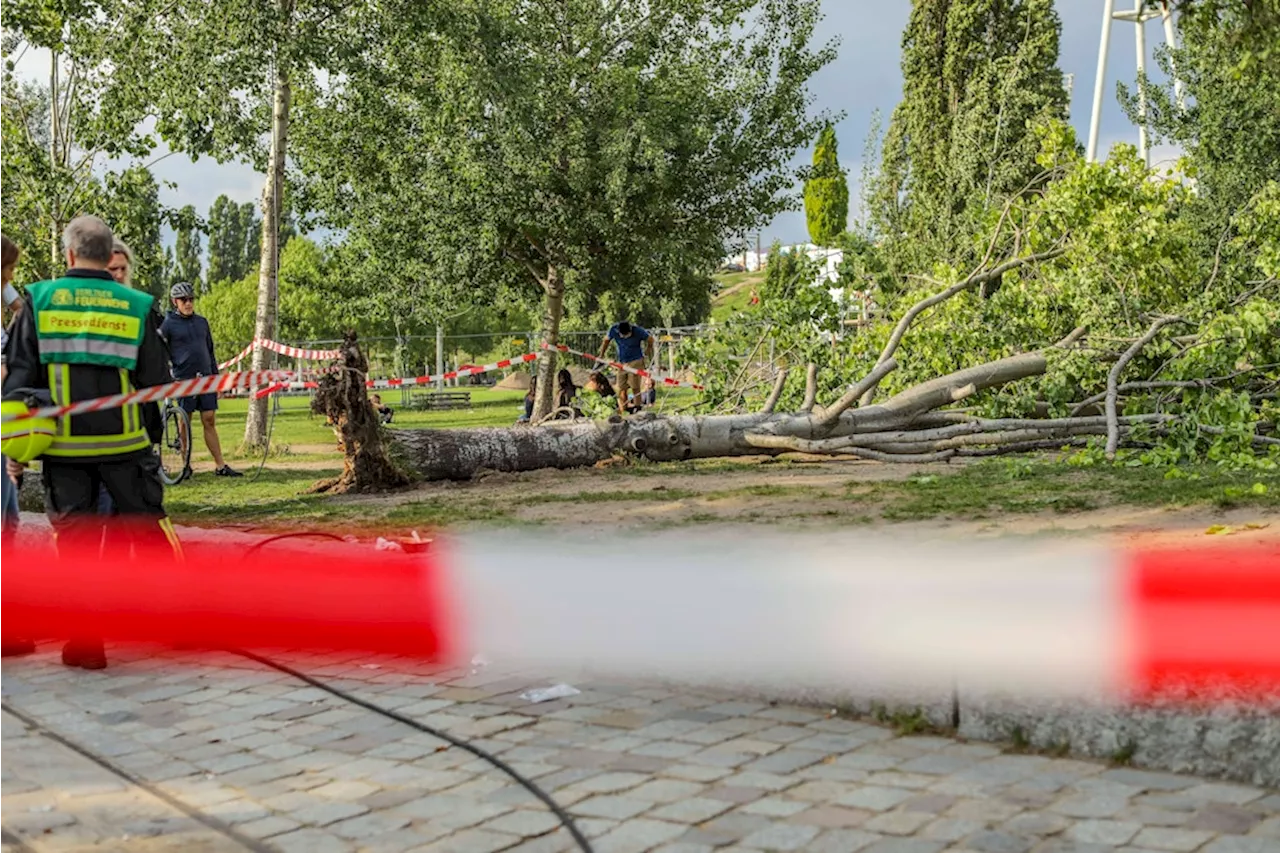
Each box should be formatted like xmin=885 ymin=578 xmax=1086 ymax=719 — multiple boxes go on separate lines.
xmin=640 ymin=375 xmax=656 ymax=407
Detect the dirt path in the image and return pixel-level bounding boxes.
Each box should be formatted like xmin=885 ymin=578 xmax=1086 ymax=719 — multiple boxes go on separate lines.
xmin=232 ymin=455 xmax=1280 ymax=545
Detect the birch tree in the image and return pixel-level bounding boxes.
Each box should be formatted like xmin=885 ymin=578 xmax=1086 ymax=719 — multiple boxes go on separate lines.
xmin=112 ymin=0 xmax=369 ymax=448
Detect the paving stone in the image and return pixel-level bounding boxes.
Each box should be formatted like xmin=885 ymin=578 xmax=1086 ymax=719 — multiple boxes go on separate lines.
xmin=1065 ymin=820 xmax=1143 ymax=846
xmin=921 ymin=818 xmax=987 ymax=842
xmin=864 ymin=810 xmax=934 ymax=836
xmin=745 ymin=749 xmax=826 ymax=774
xmin=270 ymin=828 xmax=356 ymax=852
xmin=289 ymin=799 xmax=370 ymax=827
xmin=795 ymin=805 xmax=876 ymax=829
xmin=329 ymin=811 xmax=410 ymax=839
xmin=739 ymin=796 xmax=811 ymax=817
xmin=309 ymin=779 xmax=382 ymax=800
xmin=897 ymin=754 xmax=983 ymax=775
xmin=902 ymin=794 xmax=958 ymax=814
xmin=1183 ymin=785 xmax=1267 ymax=806
xmin=416 ymin=828 xmax=522 ymax=852
xmin=626 ymin=779 xmax=705 ymax=803
xmin=479 ymin=809 xmax=563 ymax=836
xmin=649 ymin=797 xmax=735 ymax=824
xmin=1200 ymin=840 xmax=1280 ymax=853
xmin=237 ymin=815 xmax=302 ymax=839
xmin=593 ymin=818 xmax=686 ymax=853
xmin=962 ymin=830 xmax=1035 ymax=853
xmin=1050 ymin=794 xmax=1130 ymax=819
xmin=861 ymin=839 xmax=946 ymax=853
xmin=1002 ymin=813 xmax=1071 ymax=836
xmin=1188 ymin=804 xmax=1263 ymax=835
xmin=572 ymin=795 xmax=654 ymax=820
xmin=839 ymin=786 xmax=916 ymax=812
xmin=809 ymin=828 xmax=886 ymax=853
xmin=741 ymin=823 xmax=822 ymax=851
xmin=1099 ymin=770 xmax=1199 ymax=792
xmin=1129 ymin=827 xmax=1218 ymax=851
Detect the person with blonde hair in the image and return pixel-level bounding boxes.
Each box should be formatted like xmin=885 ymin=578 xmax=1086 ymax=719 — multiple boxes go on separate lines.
xmin=106 ymin=238 xmax=133 ymax=285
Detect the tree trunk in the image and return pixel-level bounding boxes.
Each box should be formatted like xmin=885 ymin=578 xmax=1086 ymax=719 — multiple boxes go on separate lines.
xmin=310 ymin=333 xmax=411 ymax=494
xmin=531 ymin=265 xmax=564 ymax=421
xmin=391 ymin=352 xmax=1050 ymax=480
xmin=244 ymin=47 xmax=292 ymax=450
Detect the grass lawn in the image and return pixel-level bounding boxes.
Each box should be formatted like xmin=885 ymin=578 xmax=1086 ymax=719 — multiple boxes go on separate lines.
xmin=193 ymin=387 xmax=530 ymax=465
xmin=711 ymin=270 xmax=765 ymax=322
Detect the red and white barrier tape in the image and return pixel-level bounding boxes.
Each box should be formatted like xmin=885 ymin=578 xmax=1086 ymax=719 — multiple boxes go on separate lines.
xmin=547 ymin=343 xmax=705 ymax=390
xmin=3 ymin=531 xmax=1278 ymax=700
xmin=241 ymin=351 xmax=545 ymax=394
xmin=218 ymin=338 xmax=343 ymax=370
xmin=1 ymin=370 xmax=293 ymax=423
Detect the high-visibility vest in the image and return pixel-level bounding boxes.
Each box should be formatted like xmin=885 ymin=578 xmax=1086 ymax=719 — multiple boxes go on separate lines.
xmin=27 ymin=277 xmax=156 ymax=458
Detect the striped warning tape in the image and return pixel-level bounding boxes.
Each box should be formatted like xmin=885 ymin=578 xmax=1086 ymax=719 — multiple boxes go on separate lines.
xmin=547 ymin=343 xmax=705 ymax=390
xmin=241 ymin=351 xmax=545 ymax=395
xmin=3 ymin=530 xmax=1277 ymax=700
xmin=0 ymin=370 xmax=294 ymax=423
xmin=217 ymin=339 xmax=343 ymax=370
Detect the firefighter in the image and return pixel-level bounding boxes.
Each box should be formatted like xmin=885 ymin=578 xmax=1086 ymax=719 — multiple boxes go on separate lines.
xmin=1 ymin=215 xmax=182 ymax=670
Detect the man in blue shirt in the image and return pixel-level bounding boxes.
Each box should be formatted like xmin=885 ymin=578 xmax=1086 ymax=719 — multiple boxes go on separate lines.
xmin=598 ymin=321 xmax=654 ymax=414
xmin=159 ymin=283 xmax=241 ymax=477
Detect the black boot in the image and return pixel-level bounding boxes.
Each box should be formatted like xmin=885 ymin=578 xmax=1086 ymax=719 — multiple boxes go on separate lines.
xmin=62 ymin=639 xmax=107 ymax=670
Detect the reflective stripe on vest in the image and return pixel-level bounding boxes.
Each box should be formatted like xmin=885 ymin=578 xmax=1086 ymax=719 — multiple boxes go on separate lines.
xmin=42 ymin=364 xmax=150 ymax=458
xmin=45 ymin=431 xmax=151 ymax=456
xmin=37 ymin=335 xmax=141 ymax=362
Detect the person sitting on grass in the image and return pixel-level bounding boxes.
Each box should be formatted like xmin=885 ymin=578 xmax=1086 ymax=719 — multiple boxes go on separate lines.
xmin=518 ymin=375 xmax=536 ymax=423
xmin=371 ymin=393 xmax=394 ymax=424
xmin=555 ymin=368 xmax=580 ymax=418
xmin=584 ymin=371 xmax=615 ymax=400
xmin=640 ymin=375 xmax=656 ymax=407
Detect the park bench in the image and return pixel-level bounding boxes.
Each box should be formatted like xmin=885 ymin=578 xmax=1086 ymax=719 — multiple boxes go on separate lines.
xmin=412 ymin=391 xmax=472 ymax=411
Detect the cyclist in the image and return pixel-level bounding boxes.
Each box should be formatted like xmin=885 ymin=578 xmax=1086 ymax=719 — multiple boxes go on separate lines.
xmin=159 ymin=282 xmax=240 ymax=477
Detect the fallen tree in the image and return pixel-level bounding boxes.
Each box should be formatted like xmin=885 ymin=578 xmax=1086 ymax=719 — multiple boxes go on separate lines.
xmin=388 ymin=331 xmax=1156 ymax=480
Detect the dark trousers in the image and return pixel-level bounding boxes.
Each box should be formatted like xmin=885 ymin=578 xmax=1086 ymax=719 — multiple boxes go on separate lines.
xmin=42 ymin=453 xmax=183 ymax=560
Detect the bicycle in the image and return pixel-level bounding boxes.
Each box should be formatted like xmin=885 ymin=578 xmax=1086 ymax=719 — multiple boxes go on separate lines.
xmin=155 ymin=398 xmax=192 ymax=486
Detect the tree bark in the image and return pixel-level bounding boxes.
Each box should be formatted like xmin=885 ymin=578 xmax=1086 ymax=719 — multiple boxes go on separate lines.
xmin=531 ymin=265 xmax=563 ymax=421
xmin=244 ymin=24 xmax=293 ymax=450
xmin=390 ymin=352 xmax=1052 ymax=481
xmin=859 ymin=248 xmax=1064 ymax=405
xmin=1105 ymin=315 xmax=1185 ymax=459
xmin=310 ymin=333 xmax=411 ymax=494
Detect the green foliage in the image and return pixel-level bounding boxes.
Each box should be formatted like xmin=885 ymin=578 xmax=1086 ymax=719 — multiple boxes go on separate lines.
xmin=869 ymin=0 xmax=1068 ymax=275
xmin=294 ymin=0 xmax=839 ymax=379
xmin=207 ymin=195 xmax=261 ymax=288
xmin=200 ymin=237 xmax=356 ymax=361
xmin=173 ymin=203 xmax=203 ymax=291
xmin=803 ymin=125 xmax=849 ymax=246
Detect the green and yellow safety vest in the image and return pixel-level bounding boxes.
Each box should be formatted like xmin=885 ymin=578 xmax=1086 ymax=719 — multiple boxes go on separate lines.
xmin=27 ymin=276 xmax=156 ymax=458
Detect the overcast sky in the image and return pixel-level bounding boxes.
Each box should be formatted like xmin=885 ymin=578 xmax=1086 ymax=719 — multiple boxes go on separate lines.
xmin=16 ymin=1 xmax=1179 ymax=248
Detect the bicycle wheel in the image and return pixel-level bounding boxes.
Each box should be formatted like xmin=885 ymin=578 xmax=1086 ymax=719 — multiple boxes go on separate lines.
xmin=156 ymin=404 xmax=192 ymax=486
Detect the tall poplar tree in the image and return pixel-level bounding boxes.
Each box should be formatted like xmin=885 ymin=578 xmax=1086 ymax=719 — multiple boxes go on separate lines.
xmin=869 ymin=0 xmax=1067 ymax=274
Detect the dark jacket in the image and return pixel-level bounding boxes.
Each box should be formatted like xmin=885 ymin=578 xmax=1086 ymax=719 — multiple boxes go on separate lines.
xmin=159 ymin=310 xmax=217 ymax=380
xmin=2 ymin=269 xmax=170 ymax=459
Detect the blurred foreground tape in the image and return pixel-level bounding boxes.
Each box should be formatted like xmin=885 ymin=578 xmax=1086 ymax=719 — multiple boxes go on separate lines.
xmin=3 ymin=528 xmax=1277 ymax=701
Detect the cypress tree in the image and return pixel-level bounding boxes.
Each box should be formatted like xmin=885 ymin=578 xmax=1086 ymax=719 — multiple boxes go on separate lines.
xmin=804 ymin=124 xmax=849 ymax=247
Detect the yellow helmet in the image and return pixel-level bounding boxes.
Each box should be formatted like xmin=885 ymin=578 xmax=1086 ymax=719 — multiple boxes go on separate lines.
xmin=1 ymin=399 xmax=56 ymax=463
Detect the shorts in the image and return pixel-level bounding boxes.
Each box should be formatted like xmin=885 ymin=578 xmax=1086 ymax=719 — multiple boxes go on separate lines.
xmin=179 ymin=393 xmax=218 ymax=414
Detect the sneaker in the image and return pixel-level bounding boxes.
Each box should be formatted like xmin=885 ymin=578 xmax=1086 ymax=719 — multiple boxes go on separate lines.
xmin=2 ymin=639 xmax=36 ymax=657
xmin=215 ymin=465 xmax=243 ymax=478
xmin=62 ymin=639 xmax=107 ymax=670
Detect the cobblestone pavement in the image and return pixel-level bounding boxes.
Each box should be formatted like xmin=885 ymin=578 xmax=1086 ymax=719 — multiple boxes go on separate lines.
xmin=2 ymin=646 xmax=1277 ymax=853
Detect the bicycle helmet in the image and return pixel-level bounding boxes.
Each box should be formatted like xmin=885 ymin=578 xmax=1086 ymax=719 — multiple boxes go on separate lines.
xmin=170 ymin=282 xmax=195 ymax=300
